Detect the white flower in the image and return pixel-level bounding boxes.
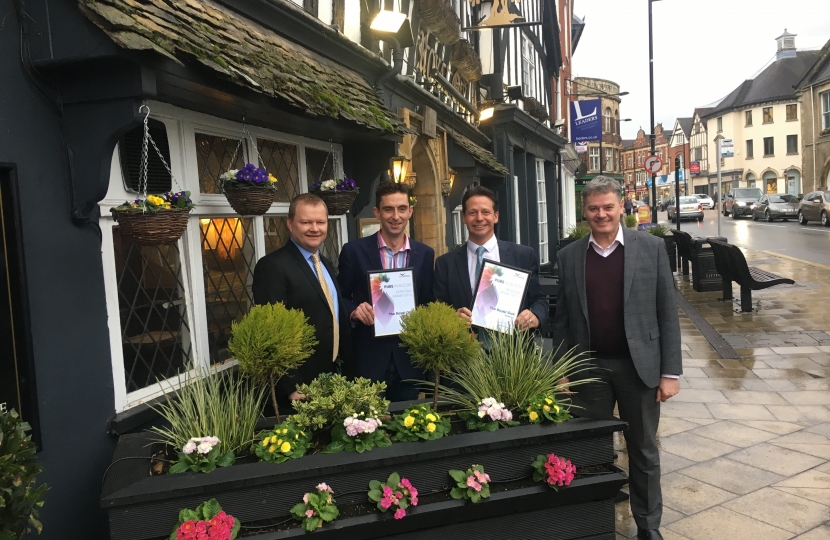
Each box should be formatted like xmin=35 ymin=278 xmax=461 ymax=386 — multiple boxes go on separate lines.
xmin=477 ymin=410 xmax=487 ymax=418
xmin=182 ymin=441 xmax=197 ymax=454
xmin=220 ymin=169 xmax=239 ymax=182
xmin=344 ymin=416 xmax=355 ymax=426
xmin=321 ymin=179 xmax=337 ymax=190
xmin=196 ymin=442 xmax=213 ymax=454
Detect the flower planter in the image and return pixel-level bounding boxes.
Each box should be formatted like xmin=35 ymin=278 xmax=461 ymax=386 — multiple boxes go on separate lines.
xmin=223 ymin=185 xmax=277 ymax=216
xmin=102 ymin=417 xmax=624 ymax=540
xmin=112 ymin=208 xmax=191 ymax=246
xmin=417 ymin=0 xmax=461 ymax=45
xmin=315 ymin=190 xmax=357 ymax=215
xmin=450 ymin=39 xmax=482 ymax=83
xmin=663 ymin=235 xmax=677 ymax=273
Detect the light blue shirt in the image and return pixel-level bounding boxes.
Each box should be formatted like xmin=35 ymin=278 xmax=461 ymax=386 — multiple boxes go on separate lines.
xmin=291 ymin=239 xmax=339 ymax=324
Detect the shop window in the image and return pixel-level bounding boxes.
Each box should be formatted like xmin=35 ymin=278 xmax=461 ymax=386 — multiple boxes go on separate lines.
xmin=199 ymin=218 xmax=256 ymax=365
xmin=258 ymin=139 xmax=301 ymax=202
xmin=786 ymin=104 xmax=797 ymax=121
xmin=787 ymin=134 xmax=798 ymax=154
xmin=536 ymin=160 xmax=548 ymax=265
xmin=119 ymin=120 xmax=172 ymax=194
xmin=763 ymin=107 xmax=773 ymax=124
xmin=262 ymin=216 xmax=342 ymax=270
xmin=763 ymin=137 xmax=774 ymax=156
xmin=113 ymin=229 xmax=192 ymax=393
xmin=195 ymin=134 xmax=246 ymax=194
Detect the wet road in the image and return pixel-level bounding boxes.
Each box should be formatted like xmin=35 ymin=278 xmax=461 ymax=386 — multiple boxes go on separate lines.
xmin=655 ymin=209 xmax=830 ymax=266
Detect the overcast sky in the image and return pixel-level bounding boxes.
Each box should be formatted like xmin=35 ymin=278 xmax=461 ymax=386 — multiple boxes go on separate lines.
xmin=571 ymin=0 xmax=830 ymax=139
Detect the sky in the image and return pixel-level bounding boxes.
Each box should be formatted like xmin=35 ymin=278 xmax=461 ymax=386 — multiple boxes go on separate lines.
xmin=571 ymin=0 xmax=830 ymax=139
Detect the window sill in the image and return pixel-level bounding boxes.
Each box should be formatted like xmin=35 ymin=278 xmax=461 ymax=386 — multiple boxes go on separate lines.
xmin=787 ymin=152 xmax=799 ymax=155
xmin=786 ymin=118 xmax=798 ymax=122
xmin=746 ymin=157 xmax=753 ymax=160
xmin=764 ymin=154 xmax=774 ymax=158
xmin=745 ymin=124 xmax=752 ymax=128
xmin=762 ymin=122 xmax=773 ymax=125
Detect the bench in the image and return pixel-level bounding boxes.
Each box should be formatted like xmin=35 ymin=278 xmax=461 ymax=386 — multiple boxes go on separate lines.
xmin=708 ymin=239 xmax=794 ymax=312
xmin=672 ymin=230 xmax=693 ymax=276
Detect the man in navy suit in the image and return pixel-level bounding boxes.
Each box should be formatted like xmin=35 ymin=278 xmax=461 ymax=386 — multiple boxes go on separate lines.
xmin=338 ymin=182 xmax=435 ymax=401
xmin=434 ymin=186 xmax=547 ymax=331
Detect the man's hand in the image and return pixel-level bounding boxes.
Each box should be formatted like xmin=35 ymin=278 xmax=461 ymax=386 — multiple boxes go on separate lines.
xmin=350 ymin=302 xmax=375 ymax=326
xmin=656 ymin=377 xmax=680 ymax=402
xmin=456 ymin=307 xmax=472 ymax=325
xmin=514 ymin=309 xmax=539 ymax=332
xmin=288 ymin=391 xmax=307 ymax=402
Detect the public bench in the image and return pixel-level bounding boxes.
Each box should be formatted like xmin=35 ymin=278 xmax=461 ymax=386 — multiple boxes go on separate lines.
xmin=672 ymin=230 xmax=693 ymax=276
xmin=708 ymin=239 xmax=794 ymax=312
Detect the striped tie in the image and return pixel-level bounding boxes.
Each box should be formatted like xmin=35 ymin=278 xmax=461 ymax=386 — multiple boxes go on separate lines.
xmin=311 ymin=253 xmax=338 ymax=362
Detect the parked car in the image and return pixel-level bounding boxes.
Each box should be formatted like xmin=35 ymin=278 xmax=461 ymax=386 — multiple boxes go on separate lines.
xmin=668 ymin=196 xmax=704 ymax=222
xmin=722 ymin=187 xmax=763 ymax=218
xmin=752 ymin=194 xmax=799 ymax=222
xmin=660 ymin=197 xmax=675 ymax=212
xmin=797 ymin=191 xmax=830 ymax=226
xmin=695 ymin=194 xmax=715 ymax=210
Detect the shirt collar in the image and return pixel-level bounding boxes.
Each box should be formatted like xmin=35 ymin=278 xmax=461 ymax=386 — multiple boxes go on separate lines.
xmin=377 ymin=232 xmax=411 ymax=253
xmin=588 ymin=224 xmax=625 ymax=250
xmin=291 ymin=238 xmax=317 ymax=261
xmin=467 ymin=234 xmax=498 ymax=255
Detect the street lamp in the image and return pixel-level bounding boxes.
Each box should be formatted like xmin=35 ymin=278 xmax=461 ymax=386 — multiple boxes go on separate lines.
xmin=648 ymin=0 xmax=662 ymax=222
xmin=390 ymin=156 xmax=411 ymax=184
xmin=371 ymin=11 xmax=414 ymax=97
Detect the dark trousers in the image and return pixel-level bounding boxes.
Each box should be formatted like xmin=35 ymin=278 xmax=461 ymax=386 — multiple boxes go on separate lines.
xmin=383 ymin=354 xmax=420 ymax=403
xmin=625 ymin=208 xmax=633 ymax=216
xmin=575 ymin=357 xmax=662 ymax=530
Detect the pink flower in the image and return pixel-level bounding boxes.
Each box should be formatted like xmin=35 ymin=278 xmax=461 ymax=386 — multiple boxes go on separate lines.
xmin=410 ymin=496 xmax=418 ymax=506
xmin=302 ymin=493 xmax=309 ymax=504
xmin=316 ymin=483 xmax=333 ymax=493
xmin=544 ymin=454 xmax=576 ymax=487
xmin=305 ymin=509 xmax=315 ymax=518
xmin=501 ymin=409 xmax=513 ymax=421
xmin=400 ymin=478 xmax=412 ymax=489
xmin=466 ymin=476 xmax=482 ymax=492
xmin=345 ymin=424 xmax=359 ymax=437
xmin=382 ymin=486 xmax=394 ymax=498
xmin=396 ymin=492 xmax=403 ymax=499
xmin=380 ymin=497 xmax=394 ymax=509
xmin=394 ymin=508 xmax=406 ymax=520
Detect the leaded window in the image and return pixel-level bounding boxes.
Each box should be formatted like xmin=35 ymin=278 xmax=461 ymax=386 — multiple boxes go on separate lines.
xmin=258 ymin=139 xmax=300 ymax=203
xmin=196 ymin=134 xmax=246 ymax=194
xmin=306 ymin=147 xmax=336 ymax=189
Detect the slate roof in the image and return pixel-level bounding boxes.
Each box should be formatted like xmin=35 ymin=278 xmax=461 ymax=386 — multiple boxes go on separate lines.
xmin=78 ymin=0 xmax=409 ymax=135
xmin=704 ymin=50 xmax=821 ymax=118
xmin=449 ymin=131 xmax=509 ymax=176
xmin=677 ymin=117 xmax=693 ymax=137
xmin=796 ymin=38 xmax=830 ymax=88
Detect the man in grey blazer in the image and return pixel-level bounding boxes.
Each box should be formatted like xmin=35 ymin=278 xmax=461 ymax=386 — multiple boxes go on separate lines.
xmin=553 ymin=176 xmax=681 ymax=540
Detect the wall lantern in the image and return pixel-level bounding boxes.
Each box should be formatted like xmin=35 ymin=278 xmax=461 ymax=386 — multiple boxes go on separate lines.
xmin=479 ymin=107 xmax=495 ymax=121
xmin=370 ymin=10 xmax=414 ymax=48
xmin=390 ymin=156 xmax=411 ymax=184
xmin=442 ymin=169 xmax=456 ymax=196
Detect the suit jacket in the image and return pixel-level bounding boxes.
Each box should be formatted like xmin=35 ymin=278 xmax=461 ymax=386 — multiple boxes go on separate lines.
xmin=252 ymin=240 xmax=352 ymax=399
xmin=551 ymin=227 xmax=682 ymax=388
xmin=433 ymin=239 xmax=548 ymax=327
xmin=337 ymin=233 xmax=435 ymax=382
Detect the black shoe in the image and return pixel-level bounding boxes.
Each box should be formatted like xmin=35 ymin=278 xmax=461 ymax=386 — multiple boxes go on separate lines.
xmin=637 ymin=529 xmax=663 ymax=540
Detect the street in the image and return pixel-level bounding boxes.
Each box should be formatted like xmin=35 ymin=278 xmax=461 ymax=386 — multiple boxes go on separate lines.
xmin=656 ymin=209 xmax=830 ymax=267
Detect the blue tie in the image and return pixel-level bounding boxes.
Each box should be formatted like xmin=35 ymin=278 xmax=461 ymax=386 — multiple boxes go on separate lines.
xmin=474 ymin=246 xmax=486 ymax=291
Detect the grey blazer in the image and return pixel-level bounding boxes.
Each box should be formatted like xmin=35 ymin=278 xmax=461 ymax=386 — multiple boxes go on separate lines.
xmin=552 ymin=227 xmax=682 ymax=388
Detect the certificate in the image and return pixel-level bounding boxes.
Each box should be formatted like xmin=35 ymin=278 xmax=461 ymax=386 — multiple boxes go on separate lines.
xmin=470 ymin=259 xmax=530 ymax=334
xmin=368 ymin=268 xmax=417 ymax=337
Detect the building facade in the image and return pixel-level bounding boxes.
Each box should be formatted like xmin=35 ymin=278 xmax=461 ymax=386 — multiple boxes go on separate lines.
xmin=689 ymin=107 xmax=713 ymax=194
xmin=796 ymin=37 xmax=830 ymax=192
xmin=668 ymin=118 xmax=692 ymax=195
xmin=620 ymin=124 xmax=669 ymax=203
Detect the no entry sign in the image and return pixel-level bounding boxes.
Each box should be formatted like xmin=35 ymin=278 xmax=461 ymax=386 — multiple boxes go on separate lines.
xmin=645 ymin=155 xmax=663 ymax=175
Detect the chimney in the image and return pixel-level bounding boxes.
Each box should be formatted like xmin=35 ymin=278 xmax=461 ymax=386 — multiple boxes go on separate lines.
xmin=775 ymin=29 xmax=797 ymax=59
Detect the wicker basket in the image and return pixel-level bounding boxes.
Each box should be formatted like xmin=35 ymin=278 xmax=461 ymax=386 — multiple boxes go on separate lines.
xmin=316 ymin=190 xmax=357 ymax=215
xmin=418 ymin=0 xmax=460 ymax=45
xmin=523 ymin=98 xmax=549 ymax=122
xmin=451 ymin=40 xmax=482 ymax=82
xmin=113 ymin=208 xmax=191 ymax=246
xmin=222 ymin=185 xmax=277 ymax=216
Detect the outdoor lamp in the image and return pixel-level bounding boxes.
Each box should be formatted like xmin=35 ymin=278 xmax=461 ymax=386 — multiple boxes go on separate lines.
xmin=369 ymin=10 xmax=414 ymax=49
xmin=441 ymin=169 xmax=456 ymax=196
xmin=390 ymin=156 xmax=410 ymax=184
xmin=479 ymin=107 xmax=495 ymax=121
xmin=507 ymin=86 xmax=524 ymax=101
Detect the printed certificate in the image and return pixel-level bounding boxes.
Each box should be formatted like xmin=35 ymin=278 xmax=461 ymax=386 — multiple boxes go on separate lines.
xmin=470 ymin=259 xmax=530 ymax=334
xmin=368 ymin=268 xmax=417 ymax=337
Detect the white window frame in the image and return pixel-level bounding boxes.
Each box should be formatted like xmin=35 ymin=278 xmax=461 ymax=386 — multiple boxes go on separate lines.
xmin=535 ymin=159 xmax=548 ymax=264
xmin=821 ymin=91 xmax=830 ymax=130
xmin=452 ymin=205 xmax=469 ymax=247
xmin=520 ymin=33 xmax=535 ymax=99
xmin=605 ymin=148 xmax=613 ymax=172
xmin=99 ymin=101 xmax=346 ymax=412
xmin=513 ymin=175 xmax=521 ymax=244
xmin=589 ymin=147 xmax=600 ymax=171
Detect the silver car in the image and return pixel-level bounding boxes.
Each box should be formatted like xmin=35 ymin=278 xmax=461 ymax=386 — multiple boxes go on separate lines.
xmin=797 ymin=191 xmax=830 ymax=226
xmin=668 ymin=196 xmax=704 ymax=222
xmin=752 ymin=194 xmax=799 ymax=222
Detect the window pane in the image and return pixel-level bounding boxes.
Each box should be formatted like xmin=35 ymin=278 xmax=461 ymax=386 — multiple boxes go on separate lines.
xmin=321 ymin=219 xmax=342 ymax=270
xmin=764 ymin=137 xmax=774 ymax=155
xmin=113 ymin=227 xmax=191 ymax=393
xmin=745 ymin=111 xmax=752 ymax=126
xmin=200 ymin=218 xmax=256 ymax=364
xmin=786 ymin=104 xmax=797 ymax=121
xmin=746 ymin=140 xmax=753 ymax=158
xmin=787 ymin=135 xmax=798 ymax=154
xmin=763 ymin=108 xmax=773 ymax=123
xmin=263 ymin=216 xmax=291 ymax=255
xmin=196 ymin=134 xmax=246 ymax=194
xmin=306 ymin=148 xmax=335 ymax=190
xmin=258 ymin=139 xmax=300 ymax=203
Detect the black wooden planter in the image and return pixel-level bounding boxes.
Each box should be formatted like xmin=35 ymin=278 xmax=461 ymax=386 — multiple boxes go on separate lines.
xmin=663 ymin=236 xmax=677 ymax=273
xmin=102 ymin=418 xmax=625 ymax=540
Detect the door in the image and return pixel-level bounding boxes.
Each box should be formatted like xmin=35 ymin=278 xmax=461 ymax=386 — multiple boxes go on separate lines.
xmin=810 ymin=194 xmax=824 ymax=220
xmin=757 ymin=196 xmax=768 ymax=218
xmin=803 ymin=193 xmax=818 ymax=220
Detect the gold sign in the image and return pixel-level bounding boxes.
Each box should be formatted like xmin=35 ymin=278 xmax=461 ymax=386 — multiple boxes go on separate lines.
xmin=416 ymin=29 xmax=469 ymax=96
xmin=469 ymin=0 xmax=523 ymax=26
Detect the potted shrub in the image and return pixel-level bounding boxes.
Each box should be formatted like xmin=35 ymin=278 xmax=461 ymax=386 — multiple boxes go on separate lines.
xmin=624 ymin=214 xmax=638 ymax=229
xmin=0 ymin=408 xmax=47 ymax=539
xmin=646 ymin=224 xmax=677 ymax=273
xmin=228 ymin=303 xmax=318 ymax=423
xmin=398 ymin=302 xmax=480 ymax=409
xmin=559 ymin=224 xmax=590 ymax=250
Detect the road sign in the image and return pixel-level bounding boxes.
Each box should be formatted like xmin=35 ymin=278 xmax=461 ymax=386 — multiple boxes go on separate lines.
xmin=721 ymin=139 xmax=734 ymax=157
xmin=644 ymin=155 xmax=663 ymax=174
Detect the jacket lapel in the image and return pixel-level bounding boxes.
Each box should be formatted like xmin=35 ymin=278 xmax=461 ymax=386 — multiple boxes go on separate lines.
xmin=575 ymin=236 xmax=590 ymax=325
xmin=496 ymin=240 xmax=512 ymax=266
xmin=454 ymin=245 xmax=473 ymax=307
xmin=364 ymin=233 xmax=384 ymax=270
xmin=622 ymin=227 xmax=637 ymax=303
xmin=287 ymin=241 xmax=330 ymax=307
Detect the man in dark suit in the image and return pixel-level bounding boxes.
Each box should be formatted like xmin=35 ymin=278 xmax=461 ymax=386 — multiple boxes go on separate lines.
xmin=252 ymin=193 xmax=352 ymax=403
xmin=338 ymin=182 xmax=434 ymax=401
xmin=433 ymin=186 xmax=547 ymax=331
xmin=552 ymin=176 xmax=681 ymax=540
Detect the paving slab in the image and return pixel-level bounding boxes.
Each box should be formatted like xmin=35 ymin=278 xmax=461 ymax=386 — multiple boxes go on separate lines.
xmin=657 ymin=417 xmax=700 ymax=438
xmin=738 ymin=420 xmax=807 ymax=435
xmin=723 ymin=487 xmax=830 ymax=534
xmin=661 ymin=401 xmax=712 ymax=419
xmin=658 ymin=451 xmax=697 ymax=474
xmin=726 ymin=444 xmax=826 ymax=476
xmin=667 ymin=506 xmax=793 ymax=540
xmin=706 ymin=403 xmax=777 ymax=421
xmin=658 ymin=431 xmax=738 ymax=462
xmin=688 ymin=421 xmax=780 ymax=447
xmin=723 ymin=390 xmax=789 ymax=405
xmin=669 ymin=388 xmax=729 ymax=403
xmin=794 ymin=524 xmax=830 ymax=539
xmin=660 ymin=472 xmax=736 ymax=515
xmin=679 ymin=458 xmax=785 ymax=495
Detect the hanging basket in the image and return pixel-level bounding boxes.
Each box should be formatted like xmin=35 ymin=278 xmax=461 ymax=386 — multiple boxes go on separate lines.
xmin=523 ymin=98 xmax=549 ymax=122
xmin=450 ymin=40 xmax=483 ymax=82
xmin=113 ymin=208 xmax=191 ymax=246
xmin=315 ymin=190 xmax=357 ymax=215
xmin=418 ymin=0 xmax=461 ymax=45
xmin=223 ymin=185 xmax=276 ymax=216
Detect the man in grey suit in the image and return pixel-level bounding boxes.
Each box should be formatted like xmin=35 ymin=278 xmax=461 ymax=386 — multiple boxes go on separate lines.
xmin=553 ymin=176 xmax=681 ymax=540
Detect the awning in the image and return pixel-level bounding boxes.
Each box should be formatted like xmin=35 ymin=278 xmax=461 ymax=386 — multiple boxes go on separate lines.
xmin=78 ymin=0 xmax=409 ymax=136
xmin=448 ymin=131 xmax=509 ymax=176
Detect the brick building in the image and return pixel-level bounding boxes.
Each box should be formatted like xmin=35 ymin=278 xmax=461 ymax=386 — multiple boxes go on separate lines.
xmin=620 ymin=124 xmax=669 ymax=203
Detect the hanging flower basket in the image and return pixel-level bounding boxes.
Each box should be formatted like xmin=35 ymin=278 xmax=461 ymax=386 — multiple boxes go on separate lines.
xmin=220 ymin=164 xmax=278 ymax=216
xmin=311 ymin=178 xmax=359 ymax=215
xmin=523 ymin=98 xmax=549 ymax=122
xmin=418 ymin=0 xmax=460 ymax=45
xmin=112 ymin=192 xmax=194 ymax=246
xmin=451 ymin=39 xmax=483 ymax=82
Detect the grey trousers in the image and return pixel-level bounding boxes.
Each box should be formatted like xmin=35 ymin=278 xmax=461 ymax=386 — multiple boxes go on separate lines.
xmin=575 ymin=356 xmax=662 ymax=530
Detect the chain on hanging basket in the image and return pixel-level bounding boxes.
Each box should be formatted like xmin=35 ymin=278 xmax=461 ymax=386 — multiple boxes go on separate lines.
xmin=309 ymin=145 xmax=358 ymax=215
xmin=218 ymin=123 xmax=278 ymax=216
xmin=110 ymin=105 xmax=195 ymax=246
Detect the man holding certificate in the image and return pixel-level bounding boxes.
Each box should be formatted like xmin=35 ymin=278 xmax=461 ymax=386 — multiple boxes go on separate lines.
xmin=338 ymin=182 xmax=435 ymax=402
xmin=433 ymin=186 xmax=547 ymax=333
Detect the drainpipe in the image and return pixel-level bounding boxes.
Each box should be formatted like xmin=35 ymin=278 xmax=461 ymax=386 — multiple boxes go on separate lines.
xmin=375 ymin=39 xmax=403 ymax=101
xmin=810 ymin=83 xmax=817 ymax=192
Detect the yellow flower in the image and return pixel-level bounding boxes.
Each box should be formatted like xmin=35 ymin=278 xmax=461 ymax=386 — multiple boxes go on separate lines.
xmin=543 ymin=405 xmax=550 ymax=412
xmin=270 ymin=435 xmax=278 ymax=444
xmin=281 ymin=442 xmax=291 ymax=452
xmin=147 ymin=195 xmax=165 ymax=206
xmin=411 ymin=410 xmax=419 ymax=415
xmin=268 ymin=444 xmax=277 ymax=453
xmin=529 ymin=411 xmax=539 ymax=421
xmin=295 ymin=434 xmax=299 ymax=440
xmin=300 ymin=431 xmax=306 ymax=437
xmin=268 ymin=173 xmax=278 ymax=183
xmin=554 ymin=405 xmax=560 ymax=413
xmin=282 ymin=429 xmax=288 ymax=434
xmin=545 ymin=397 xmax=553 ymax=405
xmin=404 ymin=416 xmax=415 ymax=427
xmin=426 ymin=422 xmax=436 ymax=433
xmin=527 ymin=406 xmax=533 ymax=412
xmin=425 ymin=413 xmax=437 ymax=422
xmin=262 ymin=439 xmax=269 ymax=447
xmin=277 ymin=439 xmax=283 ymax=446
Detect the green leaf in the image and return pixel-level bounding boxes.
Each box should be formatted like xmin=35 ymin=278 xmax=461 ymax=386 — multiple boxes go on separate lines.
xmin=304 ymin=517 xmax=320 ymax=532
xmin=217 ymin=451 xmax=236 ymax=467
xmin=448 ymin=470 xmax=467 ymax=484
xmin=321 ymin=440 xmax=346 ymax=454
xmin=290 ymin=503 xmax=308 ymax=517
xmin=355 ymin=441 xmax=366 ymax=453
xmin=201 ymin=498 xmax=221 ymax=520
xmin=168 ymin=461 xmax=189 ymax=474
xmin=318 ymin=505 xmax=339 ymax=522
xmin=369 ymin=479 xmax=382 ymax=491
xmin=387 ymin=472 xmax=401 ymax=487
xmin=375 ymin=434 xmax=392 ymax=447
xmin=450 ymin=487 xmax=466 ymax=499
xmin=367 ymin=489 xmax=383 ymax=502
xmin=480 ymin=484 xmax=490 ymax=498
xmin=230 ymin=516 xmax=241 ymax=540
xmin=482 ymin=421 xmax=499 ymax=432
xmin=178 ymin=508 xmax=199 ymax=522
xmin=470 ymin=491 xmax=480 ymax=504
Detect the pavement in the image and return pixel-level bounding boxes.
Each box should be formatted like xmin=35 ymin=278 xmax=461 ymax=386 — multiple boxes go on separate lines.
xmin=614 ymin=246 xmax=830 ymax=539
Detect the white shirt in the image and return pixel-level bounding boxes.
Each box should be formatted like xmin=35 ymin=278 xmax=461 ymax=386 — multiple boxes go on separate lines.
xmin=588 ymin=224 xmax=624 ymax=257
xmin=466 ymin=235 xmax=500 ymax=292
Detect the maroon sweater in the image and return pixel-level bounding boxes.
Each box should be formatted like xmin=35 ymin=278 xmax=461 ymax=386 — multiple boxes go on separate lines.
xmin=585 ymin=245 xmax=631 ymax=358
